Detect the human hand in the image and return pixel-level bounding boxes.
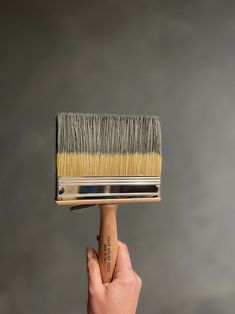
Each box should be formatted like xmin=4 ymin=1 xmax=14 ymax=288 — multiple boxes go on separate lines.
xmin=87 ymin=241 xmax=142 ymax=314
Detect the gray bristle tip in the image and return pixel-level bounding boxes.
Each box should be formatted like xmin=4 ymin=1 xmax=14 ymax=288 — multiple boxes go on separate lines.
xmin=57 ymin=113 xmax=161 ymax=154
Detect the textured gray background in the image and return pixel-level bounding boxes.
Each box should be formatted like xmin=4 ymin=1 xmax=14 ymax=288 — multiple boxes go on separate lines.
xmin=1 ymin=1 xmax=235 ymax=313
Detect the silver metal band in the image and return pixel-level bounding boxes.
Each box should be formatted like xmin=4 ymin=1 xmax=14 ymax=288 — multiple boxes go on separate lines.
xmin=57 ymin=176 xmax=161 ymax=201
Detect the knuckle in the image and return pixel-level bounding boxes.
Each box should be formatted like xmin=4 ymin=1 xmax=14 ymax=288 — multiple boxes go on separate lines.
xmin=135 ymin=275 xmax=142 ymax=287
xmin=88 ymin=286 xmax=103 ymax=299
xmin=122 ymin=273 xmax=136 ymax=286
xmin=88 ymin=286 xmax=98 ymax=297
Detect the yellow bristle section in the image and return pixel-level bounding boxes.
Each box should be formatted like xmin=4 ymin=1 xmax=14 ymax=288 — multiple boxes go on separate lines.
xmin=57 ymin=152 xmax=162 ymax=177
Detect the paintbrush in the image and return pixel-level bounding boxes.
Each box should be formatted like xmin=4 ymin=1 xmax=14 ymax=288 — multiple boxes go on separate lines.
xmin=55 ymin=113 xmax=162 ymax=282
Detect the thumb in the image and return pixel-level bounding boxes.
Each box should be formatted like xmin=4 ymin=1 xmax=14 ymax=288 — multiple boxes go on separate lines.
xmin=86 ymin=248 xmax=104 ymax=294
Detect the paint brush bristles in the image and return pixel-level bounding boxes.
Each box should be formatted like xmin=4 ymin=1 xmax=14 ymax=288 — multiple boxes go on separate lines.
xmin=57 ymin=113 xmax=162 ymax=177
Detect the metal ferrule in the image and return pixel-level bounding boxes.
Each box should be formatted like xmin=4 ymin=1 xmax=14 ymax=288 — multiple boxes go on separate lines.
xmin=57 ymin=176 xmax=161 ymax=201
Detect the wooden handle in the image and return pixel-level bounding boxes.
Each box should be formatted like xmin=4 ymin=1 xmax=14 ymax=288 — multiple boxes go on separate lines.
xmin=98 ymin=204 xmax=118 ymax=283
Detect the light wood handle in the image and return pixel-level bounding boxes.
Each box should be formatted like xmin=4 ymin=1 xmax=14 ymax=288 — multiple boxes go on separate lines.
xmin=98 ymin=204 xmax=118 ymax=283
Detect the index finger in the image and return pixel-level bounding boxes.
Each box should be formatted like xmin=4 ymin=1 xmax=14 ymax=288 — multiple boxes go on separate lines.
xmin=113 ymin=241 xmax=133 ymax=277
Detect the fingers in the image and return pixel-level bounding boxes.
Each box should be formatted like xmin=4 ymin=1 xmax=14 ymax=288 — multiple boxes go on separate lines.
xmin=113 ymin=241 xmax=133 ymax=278
xmin=96 ymin=236 xmax=132 ymax=274
xmin=112 ymin=241 xmax=142 ymax=302
xmin=86 ymin=248 xmax=104 ymax=296
xmin=95 ymin=237 xmax=141 ymax=289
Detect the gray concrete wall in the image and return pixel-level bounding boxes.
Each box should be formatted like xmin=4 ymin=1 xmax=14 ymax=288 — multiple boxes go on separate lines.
xmin=1 ymin=1 xmax=235 ymax=313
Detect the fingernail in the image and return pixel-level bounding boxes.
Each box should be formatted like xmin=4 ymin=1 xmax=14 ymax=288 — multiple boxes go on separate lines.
xmin=87 ymin=247 xmax=93 ymax=259
xmin=87 ymin=248 xmax=98 ymax=261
